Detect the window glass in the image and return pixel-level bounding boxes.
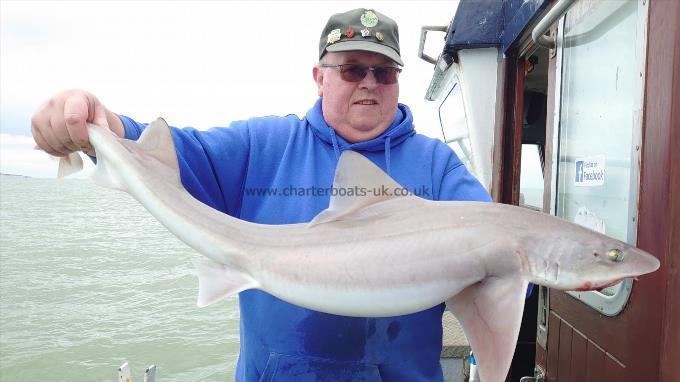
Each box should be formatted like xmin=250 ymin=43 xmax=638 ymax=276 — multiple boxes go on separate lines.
xmin=555 ymin=0 xmax=642 ymax=312
xmin=520 ymin=144 xmax=544 ymax=210
xmin=557 ymin=0 xmax=638 ymax=242
xmin=438 ymin=82 xmax=474 ymax=175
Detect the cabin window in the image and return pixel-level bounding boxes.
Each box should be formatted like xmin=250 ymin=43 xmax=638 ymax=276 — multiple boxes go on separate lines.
xmin=521 ymin=63 xmax=549 ymax=211
xmin=439 ymin=82 xmax=474 ymax=174
xmin=553 ymin=0 xmax=644 ymax=315
xmin=520 ymin=144 xmax=544 ymax=211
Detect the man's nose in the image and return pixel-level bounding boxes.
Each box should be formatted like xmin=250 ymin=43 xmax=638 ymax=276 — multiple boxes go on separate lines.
xmin=358 ymin=70 xmax=379 ymax=88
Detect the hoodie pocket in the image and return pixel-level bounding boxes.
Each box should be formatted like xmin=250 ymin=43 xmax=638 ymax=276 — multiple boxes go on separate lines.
xmin=258 ymin=352 xmax=382 ymax=382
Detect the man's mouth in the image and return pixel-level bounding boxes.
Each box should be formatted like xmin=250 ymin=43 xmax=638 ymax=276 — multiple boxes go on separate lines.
xmin=354 ymin=99 xmax=378 ymax=105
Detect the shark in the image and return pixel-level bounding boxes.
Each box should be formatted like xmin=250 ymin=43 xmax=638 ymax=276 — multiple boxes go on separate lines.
xmin=60 ymin=118 xmax=660 ymax=382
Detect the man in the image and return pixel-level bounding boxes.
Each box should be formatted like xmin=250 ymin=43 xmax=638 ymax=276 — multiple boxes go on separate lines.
xmin=31 ymin=8 xmax=490 ymax=381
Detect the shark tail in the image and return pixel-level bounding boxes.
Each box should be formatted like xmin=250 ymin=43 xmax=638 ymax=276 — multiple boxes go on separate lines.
xmin=39 ymin=142 xmax=84 ymax=179
xmin=57 ymin=152 xmax=85 ymax=178
xmin=85 ymin=118 xmax=259 ymax=308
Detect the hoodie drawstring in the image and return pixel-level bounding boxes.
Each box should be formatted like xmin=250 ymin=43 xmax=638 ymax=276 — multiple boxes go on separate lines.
xmin=329 ymin=128 xmax=341 ymax=160
xmin=384 ymin=136 xmax=392 ymax=176
xmin=326 ymin=119 xmax=393 ymax=176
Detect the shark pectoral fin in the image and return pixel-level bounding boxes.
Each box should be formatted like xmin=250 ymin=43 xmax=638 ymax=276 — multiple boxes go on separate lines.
xmin=57 ymin=152 xmax=84 ymax=178
xmin=446 ymin=277 xmax=528 ymax=382
xmin=308 ymin=151 xmax=416 ymax=226
xmin=194 ymin=260 xmax=259 ymax=307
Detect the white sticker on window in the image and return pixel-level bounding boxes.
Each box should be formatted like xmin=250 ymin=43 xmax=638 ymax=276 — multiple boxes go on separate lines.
xmin=574 ymin=155 xmax=605 ymax=186
xmin=574 ymin=207 xmax=606 ymax=234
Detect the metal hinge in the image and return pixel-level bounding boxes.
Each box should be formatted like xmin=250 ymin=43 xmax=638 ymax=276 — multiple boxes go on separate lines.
xmin=532 ymin=0 xmax=576 ymax=49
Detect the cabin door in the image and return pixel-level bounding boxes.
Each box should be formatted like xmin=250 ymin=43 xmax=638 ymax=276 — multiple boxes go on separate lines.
xmin=529 ymin=1 xmax=676 ymax=381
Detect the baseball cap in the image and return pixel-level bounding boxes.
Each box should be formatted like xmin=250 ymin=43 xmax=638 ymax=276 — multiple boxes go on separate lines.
xmin=319 ymin=8 xmax=403 ymax=66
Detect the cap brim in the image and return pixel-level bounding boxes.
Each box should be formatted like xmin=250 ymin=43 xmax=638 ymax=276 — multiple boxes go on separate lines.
xmin=326 ymin=41 xmax=403 ymax=66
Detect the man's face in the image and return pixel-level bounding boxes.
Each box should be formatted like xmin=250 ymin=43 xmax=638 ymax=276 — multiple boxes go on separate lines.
xmin=313 ymin=51 xmax=400 ymax=143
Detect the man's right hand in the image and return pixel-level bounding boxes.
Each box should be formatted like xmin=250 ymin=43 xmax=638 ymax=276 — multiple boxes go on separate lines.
xmin=31 ymin=89 xmax=125 ymax=157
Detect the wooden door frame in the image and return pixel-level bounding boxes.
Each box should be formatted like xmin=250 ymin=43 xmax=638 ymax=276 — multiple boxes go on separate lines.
xmin=641 ymin=0 xmax=680 ymax=380
xmin=494 ymin=45 xmax=541 ymax=382
xmin=495 ymin=53 xmax=526 ymax=206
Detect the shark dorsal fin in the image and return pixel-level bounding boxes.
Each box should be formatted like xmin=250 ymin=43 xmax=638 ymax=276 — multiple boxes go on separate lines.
xmin=123 ymin=117 xmax=180 ymax=185
xmin=137 ymin=117 xmax=179 ymax=170
xmin=308 ymin=151 xmax=412 ymax=227
xmin=91 ymin=117 xmax=181 ymax=190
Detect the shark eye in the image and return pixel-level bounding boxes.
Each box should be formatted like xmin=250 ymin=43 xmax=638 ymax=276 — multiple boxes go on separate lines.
xmin=607 ymin=249 xmax=625 ymax=262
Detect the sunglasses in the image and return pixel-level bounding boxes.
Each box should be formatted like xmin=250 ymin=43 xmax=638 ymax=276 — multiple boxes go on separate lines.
xmin=320 ymin=63 xmax=402 ymax=85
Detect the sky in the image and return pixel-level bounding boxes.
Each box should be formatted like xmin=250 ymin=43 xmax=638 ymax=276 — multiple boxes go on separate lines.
xmin=0 ymin=0 xmax=459 ymax=178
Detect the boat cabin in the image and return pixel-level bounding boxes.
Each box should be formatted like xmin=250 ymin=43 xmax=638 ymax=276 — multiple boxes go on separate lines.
xmin=422 ymin=0 xmax=679 ymax=380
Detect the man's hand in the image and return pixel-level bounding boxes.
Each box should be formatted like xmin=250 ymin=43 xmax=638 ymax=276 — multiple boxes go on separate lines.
xmin=31 ymin=89 xmax=124 ymax=157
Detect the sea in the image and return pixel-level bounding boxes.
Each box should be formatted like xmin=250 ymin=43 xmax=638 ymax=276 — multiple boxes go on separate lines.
xmin=0 ymin=175 xmax=240 ymax=382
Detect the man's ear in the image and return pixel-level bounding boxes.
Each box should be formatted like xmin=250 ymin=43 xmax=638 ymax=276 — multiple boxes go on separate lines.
xmin=313 ymin=65 xmax=323 ymax=97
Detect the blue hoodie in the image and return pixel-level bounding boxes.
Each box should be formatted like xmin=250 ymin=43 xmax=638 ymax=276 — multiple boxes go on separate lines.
xmin=121 ymin=98 xmax=491 ymax=381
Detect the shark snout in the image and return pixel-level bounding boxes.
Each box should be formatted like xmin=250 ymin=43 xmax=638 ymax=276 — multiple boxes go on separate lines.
xmin=624 ymin=247 xmax=660 ymax=275
xmin=599 ymin=246 xmax=659 ymax=280
xmin=569 ymin=245 xmax=659 ymax=292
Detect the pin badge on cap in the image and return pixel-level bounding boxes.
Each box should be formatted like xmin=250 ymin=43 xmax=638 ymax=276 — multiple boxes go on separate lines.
xmin=360 ymin=10 xmax=379 ymax=27
xmin=361 ymin=28 xmax=370 ymax=37
xmin=345 ymin=28 xmax=355 ymax=38
xmin=327 ymin=29 xmax=342 ymax=44
xmin=375 ymin=32 xmax=384 ymax=41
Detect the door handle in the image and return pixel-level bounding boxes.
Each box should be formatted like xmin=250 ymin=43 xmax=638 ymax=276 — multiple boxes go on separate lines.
xmin=519 ymin=366 xmax=545 ymax=382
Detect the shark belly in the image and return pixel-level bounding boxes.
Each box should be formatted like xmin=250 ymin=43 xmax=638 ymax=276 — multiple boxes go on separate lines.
xmin=256 ymin=270 xmax=468 ymax=317
xmin=251 ymin=238 xmax=488 ymax=317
